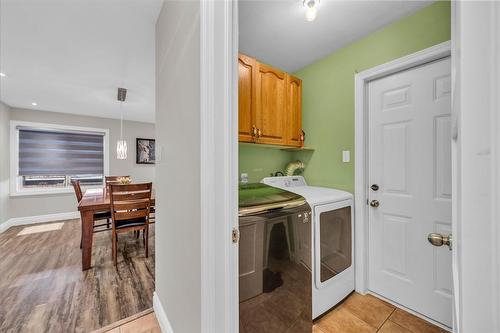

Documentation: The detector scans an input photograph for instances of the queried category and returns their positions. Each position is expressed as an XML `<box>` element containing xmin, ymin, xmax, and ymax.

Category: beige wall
<box><xmin>0</xmin><ymin>102</ymin><xmax>10</xmax><ymax>225</ymax></box>
<box><xmin>6</xmin><ymin>108</ymin><xmax>155</xmax><ymax>220</ymax></box>
<box><xmin>155</xmin><ymin>1</ymin><xmax>201</xmax><ymax>331</ymax></box>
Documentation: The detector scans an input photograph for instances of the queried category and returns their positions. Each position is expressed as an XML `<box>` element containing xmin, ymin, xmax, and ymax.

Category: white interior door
<box><xmin>368</xmin><ymin>57</ymin><xmax>452</xmax><ymax>327</ymax></box>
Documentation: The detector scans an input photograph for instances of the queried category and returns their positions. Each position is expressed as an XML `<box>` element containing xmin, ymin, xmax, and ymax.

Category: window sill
<box><xmin>10</xmin><ymin>186</ymin><xmax>101</xmax><ymax>197</ymax></box>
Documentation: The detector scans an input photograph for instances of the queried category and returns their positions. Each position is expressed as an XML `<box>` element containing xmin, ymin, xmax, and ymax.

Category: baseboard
<box><xmin>153</xmin><ymin>291</ymin><xmax>174</xmax><ymax>333</ymax></box>
<box><xmin>0</xmin><ymin>211</ymin><xmax>80</xmax><ymax>233</ymax></box>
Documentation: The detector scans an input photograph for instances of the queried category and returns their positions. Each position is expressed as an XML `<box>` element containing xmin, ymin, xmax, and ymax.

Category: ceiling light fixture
<box><xmin>303</xmin><ymin>0</ymin><xmax>319</xmax><ymax>22</ymax></box>
<box><xmin>31</xmin><ymin>102</ymin><xmax>38</xmax><ymax>106</ymax></box>
<box><xmin>0</xmin><ymin>73</ymin><xmax>6</xmax><ymax>77</ymax></box>
<box><xmin>116</xmin><ymin>87</ymin><xmax>128</xmax><ymax>160</ymax></box>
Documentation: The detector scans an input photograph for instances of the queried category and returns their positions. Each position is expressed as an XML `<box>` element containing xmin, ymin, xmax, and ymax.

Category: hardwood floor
<box><xmin>0</xmin><ymin>219</ymin><xmax>155</xmax><ymax>333</ymax></box>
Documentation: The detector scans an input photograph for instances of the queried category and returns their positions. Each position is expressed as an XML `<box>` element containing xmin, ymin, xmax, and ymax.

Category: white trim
<box><xmin>0</xmin><ymin>211</ymin><xmax>79</xmax><ymax>233</ymax></box>
<box><xmin>199</xmin><ymin>0</ymin><xmax>239</xmax><ymax>332</ymax></box>
<box><xmin>452</xmin><ymin>2</ymin><xmax>500</xmax><ymax>332</ymax></box>
<box><xmin>153</xmin><ymin>292</ymin><xmax>174</xmax><ymax>333</ymax></box>
<box><xmin>9</xmin><ymin>120</ymin><xmax>110</xmax><ymax>197</ymax></box>
<box><xmin>9</xmin><ymin>187</ymin><xmax>75</xmax><ymax>197</ymax></box>
<box><xmin>354</xmin><ymin>41</ymin><xmax>451</xmax><ymax>293</ymax></box>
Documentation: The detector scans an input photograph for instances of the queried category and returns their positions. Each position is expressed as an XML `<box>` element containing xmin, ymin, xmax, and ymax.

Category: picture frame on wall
<box><xmin>136</xmin><ymin>138</ymin><xmax>156</xmax><ymax>164</ymax></box>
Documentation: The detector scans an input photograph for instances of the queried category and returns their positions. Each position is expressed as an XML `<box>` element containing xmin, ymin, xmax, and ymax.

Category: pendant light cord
<box><xmin>120</xmin><ymin>101</ymin><xmax>123</xmax><ymax>140</ymax></box>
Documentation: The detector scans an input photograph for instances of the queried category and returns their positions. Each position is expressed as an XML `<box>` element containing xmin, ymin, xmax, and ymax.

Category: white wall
<box><xmin>4</xmin><ymin>108</ymin><xmax>155</xmax><ymax>220</ymax></box>
<box><xmin>155</xmin><ymin>1</ymin><xmax>201</xmax><ymax>332</ymax></box>
<box><xmin>0</xmin><ymin>102</ymin><xmax>11</xmax><ymax>225</ymax></box>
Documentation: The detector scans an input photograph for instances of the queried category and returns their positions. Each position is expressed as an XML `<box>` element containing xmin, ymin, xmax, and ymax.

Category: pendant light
<box><xmin>303</xmin><ymin>0</ymin><xmax>319</xmax><ymax>22</ymax></box>
<box><xmin>116</xmin><ymin>87</ymin><xmax>128</xmax><ymax>159</ymax></box>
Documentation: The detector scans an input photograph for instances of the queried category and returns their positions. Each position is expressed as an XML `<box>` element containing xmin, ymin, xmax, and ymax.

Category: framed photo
<box><xmin>136</xmin><ymin>138</ymin><xmax>156</xmax><ymax>164</ymax></box>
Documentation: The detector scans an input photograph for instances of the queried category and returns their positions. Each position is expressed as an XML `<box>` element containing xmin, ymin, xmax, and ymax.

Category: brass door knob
<box><xmin>428</xmin><ymin>233</ymin><xmax>452</xmax><ymax>250</ymax></box>
<box><xmin>369</xmin><ymin>200</ymin><xmax>380</xmax><ymax>208</ymax></box>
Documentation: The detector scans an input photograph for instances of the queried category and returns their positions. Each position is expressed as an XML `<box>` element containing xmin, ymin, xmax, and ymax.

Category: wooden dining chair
<box><xmin>110</xmin><ymin>182</ymin><xmax>152</xmax><ymax>265</ymax></box>
<box><xmin>105</xmin><ymin>176</ymin><xmax>131</xmax><ymax>191</ymax></box>
<box><xmin>71</xmin><ymin>180</ymin><xmax>112</xmax><ymax>248</ymax></box>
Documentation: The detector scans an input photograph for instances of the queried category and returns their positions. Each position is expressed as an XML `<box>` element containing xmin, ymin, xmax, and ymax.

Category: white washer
<box><xmin>262</xmin><ymin>176</ymin><xmax>354</xmax><ymax>318</ymax></box>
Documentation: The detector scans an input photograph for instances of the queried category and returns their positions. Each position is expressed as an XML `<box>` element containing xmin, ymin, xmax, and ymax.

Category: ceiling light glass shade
<box><xmin>305</xmin><ymin>6</ymin><xmax>317</xmax><ymax>21</ymax></box>
<box><xmin>116</xmin><ymin>140</ymin><xmax>127</xmax><ymax>159</ymax></box>
<box><xmin>303</xmin><ymin>0</ymin><xmax>319</xmax><ymax>22</ymax></box>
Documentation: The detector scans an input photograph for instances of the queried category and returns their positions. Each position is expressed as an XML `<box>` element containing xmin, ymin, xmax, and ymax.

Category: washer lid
<box><xmin>238</xmin><ymin>183</ymin><xmax>307</xmax><ymax>216</ymax></box>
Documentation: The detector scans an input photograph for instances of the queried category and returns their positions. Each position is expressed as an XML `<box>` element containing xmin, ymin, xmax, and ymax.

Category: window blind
<box><xmin>18</xmin><ymin>127</ymin><xmax>104</xmax><ymax>176</ymax></box>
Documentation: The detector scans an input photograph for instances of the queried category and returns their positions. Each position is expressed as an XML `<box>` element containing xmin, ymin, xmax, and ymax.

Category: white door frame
<box><xmin>354</xmin><ymin>41</ymin><xmax>451</xmax><ymax>296</ymax></box>
<box><xmin>451</xmin><ymin>2</ymin><xmax>500</xmax><ymax>332</ymax></box>
<box><xmin>200</xmin><ymin>0</ymin><xmax>239</xmax><ymax>332</ymax></box>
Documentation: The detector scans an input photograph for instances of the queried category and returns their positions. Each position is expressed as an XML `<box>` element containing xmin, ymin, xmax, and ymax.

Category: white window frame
<box><xmin>10</xmin><ymin>120</ymin><xmax>110</xmax><ymax>197</ymax></box>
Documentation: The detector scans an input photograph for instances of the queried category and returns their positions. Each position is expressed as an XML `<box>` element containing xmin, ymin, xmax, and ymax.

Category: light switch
<box><xmin>342</xmin><ymin>150</ymin><xmax>350</xmax><ymax>163</ymax></box>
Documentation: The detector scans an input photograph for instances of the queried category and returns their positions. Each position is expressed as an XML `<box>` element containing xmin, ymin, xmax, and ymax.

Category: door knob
<box><xmin>371</xmin><ymin>184</ymin><xmax>379</xmax><ymax>191</ymax></box>
<box><xmin>369</xmin><ymin>200</ymin><xmax>380</xmax><ymax>208</ymax></box>
<box><xmin>428</xmin><ymin>233</ymin><xmax>452</xmax><ymax>250</ymax></box>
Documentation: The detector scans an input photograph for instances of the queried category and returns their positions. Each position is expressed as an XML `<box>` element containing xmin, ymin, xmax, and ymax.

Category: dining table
<box><xmin>78</xmin><ymin>187</ymin><xmax>155</xmax><ymax>270</ymax></box>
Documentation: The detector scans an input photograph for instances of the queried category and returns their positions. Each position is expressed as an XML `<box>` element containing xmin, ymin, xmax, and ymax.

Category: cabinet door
<box><xmin>255</xmin><ymin>63</ymin><xmax>287</xmax><ymax>145</ymax></box>
<box><xmin>286</xmin><ymin>74</ymin><xmax>302</xmax><ymax>147</ymax></box>
<box><xmin>238</xmin><ymin>54</ymin><xmax>257</xmax><ymax>143</ymax></box>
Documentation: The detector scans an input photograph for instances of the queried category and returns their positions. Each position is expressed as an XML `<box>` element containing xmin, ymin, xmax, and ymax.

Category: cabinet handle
<box><xmin>257</xmin><ymin>128</ymin><xmax>262</xmax><ymax>138</ymax></box>
<box><xmin>252</xmin><ymin>125</ymin><xmax>258</xmax><ymax>137</ymax></box>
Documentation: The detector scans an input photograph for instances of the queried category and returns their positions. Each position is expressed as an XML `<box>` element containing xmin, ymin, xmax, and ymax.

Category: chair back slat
<box><xmin>112</xmin><ymin>200</ymin><xmax>150</xmax><ymax>212</ymax></box>
<box><xmin>114</xmin><ymin>209</ymin><xmax>150</xmax><ymax>221</ymax></box>
<box><xmin>71</xmin><ymin>180</ymin><xmax>83</xmax><ymax>203</ymax></box>
<box><xmin>110</xmin><ymin>183</ymin><xmax>152</xmax><ymax>225</ymax></box>
<box><xmin>105</xmin><ymin>175</ymin><xmax>131</xmax><ymax>190</ymax></box>
<box><xmin>111</xmin><ymin>191</ymin><xmax>151</xmax><ymax>201</ymax></box>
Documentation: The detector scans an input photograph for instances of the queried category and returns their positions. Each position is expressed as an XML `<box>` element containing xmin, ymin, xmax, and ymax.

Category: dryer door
<box><xmin>314</xmin><ymin>200</ymin><xmax>353</xmax><ymax>288</ymax></box>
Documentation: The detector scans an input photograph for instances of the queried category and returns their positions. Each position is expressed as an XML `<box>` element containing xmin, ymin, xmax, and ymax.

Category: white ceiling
<box><xmin>0</xmin><ymin>0</ymin><xmax>163</xmax><ymax>123</ymax></box>
<box><xmin>0</xmin><ymin>1</ymin><xmax>433</xmax><ymax>123</ymax></box>
<box><xmin>239</xmin><ymin>0</ymin><xmax>435</xmax><ymax>72</ymax></box>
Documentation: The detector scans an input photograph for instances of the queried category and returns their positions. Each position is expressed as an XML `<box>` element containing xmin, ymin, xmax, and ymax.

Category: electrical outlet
<box><xmin>240</xmin><ymin>173</ymin><xmax>248</xmax><ymax>184</ymax></box>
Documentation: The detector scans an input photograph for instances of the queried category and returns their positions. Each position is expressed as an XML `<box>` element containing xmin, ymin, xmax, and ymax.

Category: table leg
<box><xmin>81</xmin><ymin>210</ymin><xmax>94</xmax><ymax>270</ymax></box>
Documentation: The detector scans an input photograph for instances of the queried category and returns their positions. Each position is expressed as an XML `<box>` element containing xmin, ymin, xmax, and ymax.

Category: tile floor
<box><xmin>110</xmin><ymin>292</ymin><xmax>449</xmax><ymax>333</ymax></box>
<box><xmin>314</xmin><ymin>292</ymin><xmax>449</xmax><ymax>333</ymax></box>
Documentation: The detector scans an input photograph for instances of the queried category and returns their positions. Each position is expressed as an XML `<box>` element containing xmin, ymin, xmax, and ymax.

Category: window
<box><xmin>10</xmin><ymin>121</ymin><xmax>109</xmax><ymax>196</ymax></box>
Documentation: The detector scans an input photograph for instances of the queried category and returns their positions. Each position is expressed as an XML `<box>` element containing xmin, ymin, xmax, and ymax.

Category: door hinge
<box><xmin>232</xmin><ymin>228</ymin><xmax>240</xmax><ymax>244</ymax></box>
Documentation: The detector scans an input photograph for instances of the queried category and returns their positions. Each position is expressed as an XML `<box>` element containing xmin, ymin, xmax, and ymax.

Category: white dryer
<box><xmin>262</xmin><ymin>176</ymin><xmax>354</xmax><ymax>319</ymax></box>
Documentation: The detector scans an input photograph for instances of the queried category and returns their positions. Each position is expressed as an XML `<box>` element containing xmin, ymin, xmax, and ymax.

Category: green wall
<box><xmin>239</xmin><ymin>143</ymin><xmax>294</xmax><ymax>183</ymax></box>
<box><xmin>239</xmin><ymin>1</ymin><xmax>450</xmax><ymax>190</ymax></box>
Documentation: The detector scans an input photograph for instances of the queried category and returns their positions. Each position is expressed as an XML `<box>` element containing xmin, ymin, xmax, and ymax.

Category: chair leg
<box><xmin>112</xmin><ymin>231</ymin><xmax>117</xmax><ymax>266</ymax></box>
<box><xmin>145</xmin><ymin>227</ymin><xmax>149</xmax><ymax>258</ymax></box>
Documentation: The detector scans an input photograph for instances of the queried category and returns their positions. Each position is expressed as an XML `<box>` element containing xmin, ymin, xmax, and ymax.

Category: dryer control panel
<box><xmin>262</xmin><ymin>176</ymin><xmax>307</xmax><ymax>188</ymax></box>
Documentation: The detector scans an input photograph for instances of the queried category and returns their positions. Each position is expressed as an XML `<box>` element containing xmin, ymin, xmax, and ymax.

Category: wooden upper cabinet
<box><xmin>255</xmin><ymin>63</ymin><xmax>287</xmax><ymax>145</ymax></box>
<box><xmin>286</xmin><ymin>74</ymin><xmax>302</xmax><ymax>147</ymax></box>
<box><xmin>238</xmin><ymin>54</ymin><xmax>257</xmax><ymax>143</ymax></box>
<box><xmin>237</xmin><ymin>53</ymin><xmax>303</xmax><ymax>147</ymax></box>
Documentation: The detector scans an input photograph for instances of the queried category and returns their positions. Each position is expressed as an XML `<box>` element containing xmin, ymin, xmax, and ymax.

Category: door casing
<box><xmin>353</xmin><ymin>41</ymin><xmax>452</xmax><ymax>328</ymax></box>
